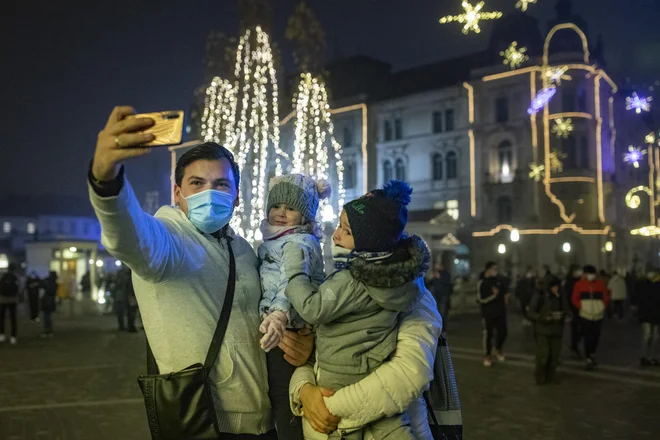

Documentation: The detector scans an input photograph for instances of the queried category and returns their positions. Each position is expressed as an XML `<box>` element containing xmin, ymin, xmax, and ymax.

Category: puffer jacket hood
<box><xmin>348</xmin><ymin>235</ymin><xmax>430</xmax><ymax>312</ymax></box>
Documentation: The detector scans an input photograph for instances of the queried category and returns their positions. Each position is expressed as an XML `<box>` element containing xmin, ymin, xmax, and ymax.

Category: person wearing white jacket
<box><xmin>289</xmin><ymin>288</ymin><xmax>442</xmax><ymax>439</ymax></box>
<box><xmin>608</xmin><ymin>272</ymin><xmax>627</xmax><ymax>320</ymax></box>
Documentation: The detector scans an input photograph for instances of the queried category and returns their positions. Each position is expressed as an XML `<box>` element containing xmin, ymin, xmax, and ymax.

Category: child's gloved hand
<box><xmin>282</xmin><ymin>242</ymin><xmax>309</xmax><ymax>280</ymax></box>
<box><xmin>259</xmin><ymin>310</ymin><xmax>288</xmax><ymax>352</ymax></box>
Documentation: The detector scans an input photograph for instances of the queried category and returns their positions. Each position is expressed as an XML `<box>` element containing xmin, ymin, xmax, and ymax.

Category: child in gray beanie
<box><xmin>258</xmin><ymin>173</ymin><xmax>331</xmax><ymax>439</ymax></box>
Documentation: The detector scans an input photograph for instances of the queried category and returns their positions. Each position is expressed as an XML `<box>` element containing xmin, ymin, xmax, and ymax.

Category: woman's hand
<box><xmin>279</xmin><ymin>327</ymin><xmax>314</xmax><ymax>366</ymax></box>
<box><xmin>92</xmin><ymin>106</ymin><xmax>156</xmax><ymax>181</ymax></box>
<box><xmin>300</xmin><ymin>384</ymin><xmax>341</xmax><ymax>433</ymax></box>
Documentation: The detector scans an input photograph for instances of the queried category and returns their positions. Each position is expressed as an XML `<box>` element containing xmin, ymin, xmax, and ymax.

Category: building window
<box><xmin>395</xmin><ymin>158</ymin><xmax>406</xmax><ymax>181</ymax></box>
<box><xmin>2</xmin><ymin>222</ymin><xmax>11</xmax><ymax>234</ymax></box>
<box><xmin>433</xmin><ymin>111</ymin><xmax>443</xmax><ymax>133</ymax></box>
<box><xmin>27</xmin><ymin>222</ymin><xmax>35</xmax><ymax>234</ymax></box>
<box><xmin>445</xmin><ymin>109</ymin><xmax>455</xmax><ymax>131</ymax></box>
<box><xmin>343</xmin><ymin>126</ymin><xmax>353</xmax><ymax>147</ymax></box>
<box><xmin>394</xmin><ymin>118</ymin><xmax>403</xmax><ymax>140</ymax></box>
<box><xmin>344</xmin><ymin>160</ymin><xmax>356</xmax><ymax>189</ymax></box>
<box><xmin>563</xmin><ymin>88</ymin><xmax>576</xmax><ymax>112</ymax></box>
<box><xmin>577</xmin><ymin>89</ymin><xmax>587</xmax><ymax>112</ymax></box>
<box><xmin>495</xmin><ymin>97</ymin><xmax>509</xmax><ymax>123</ymax></box>
<box><xmin>384</xmin><ymin>120</ymin><xmax>393</xmax><ymax>141</ymax></box>
<box><xmin>447</xmin><ymin>200</ymin><xmax>459</xmax><ymax>220</ymax></box>
<box><xmin>578</xmin><ymin>136</ymin><xmax>589</xmax><ymax>168</ymax></box>
<box><xmin>446</xmin><ymin>151</ymin><xmax>457</xmax><ymax>179</ymax></box>
<box><xmin>498</xmin><ymin>141</ymin><xmax>513</xmax><ymax>183</ymax></box>
<box><xmin>383</xmin><ymin>160</ymin><xmax>393</xmax><ymax>183</ymax></box>
<box><xmin>432</xmin><ymin>153</ymin><xmax>443</xmax><ymax>181</ymax></box>
<box><xmin>497</xmin><ymin>196</ymin><xmax>513</xmax><ymax>223</ymax></box>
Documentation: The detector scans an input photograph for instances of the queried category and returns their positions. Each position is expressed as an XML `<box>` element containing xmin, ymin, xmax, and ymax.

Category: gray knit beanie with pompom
<box><xmin>267</xmin><ymin>174</ymin><xmax>332</xmax><ymax>221</ymax></box>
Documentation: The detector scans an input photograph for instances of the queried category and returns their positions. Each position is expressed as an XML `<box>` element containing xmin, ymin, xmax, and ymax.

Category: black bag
<box><xmin>424</xmin><ymin>335</ymin><xmax>463</xmax><ymax>440</ymax></box>
<box><xmin>137</xmin><ymin>243</ymin><xmax>236</xmax><ymax>440</ymax></box>
<box><xmin>0</xmin><ymin>273</ymin><xmax>19</xmax><ymax>297</ymax></box>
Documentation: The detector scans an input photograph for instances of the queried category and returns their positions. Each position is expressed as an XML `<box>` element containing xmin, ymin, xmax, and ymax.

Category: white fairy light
<box><xmin>201</xmin><ymin>78</ymin><xmax>237</xmax><ymax>144</ymax></box>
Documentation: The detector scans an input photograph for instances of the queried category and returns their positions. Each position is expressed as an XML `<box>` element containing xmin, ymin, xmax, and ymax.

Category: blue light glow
<box><xmin>527</xmin><ymin>86</ymin><xmax>557</xmax><ymax>115</ymax></box>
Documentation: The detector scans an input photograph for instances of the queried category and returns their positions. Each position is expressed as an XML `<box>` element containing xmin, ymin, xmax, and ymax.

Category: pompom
<box><xmin>315</xmin><ymin>179</ymin><xmax>332</xmax><ymax>200</ymax></box>
<box><xmin>268</xmin><ymin>176</ymin><xmax>282</xmax><ymax>191</ymax></box>
<box><xmin>383</xmin><ymin>180</ymin><xmax>412</xmax><ymax>206</ymax></box>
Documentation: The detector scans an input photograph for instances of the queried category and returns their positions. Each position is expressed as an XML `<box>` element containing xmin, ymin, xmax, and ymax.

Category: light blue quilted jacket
<box><xmin>258</xmin><ymin>232</ymin><xmax>325</xmax><ymax>328</ymax></box>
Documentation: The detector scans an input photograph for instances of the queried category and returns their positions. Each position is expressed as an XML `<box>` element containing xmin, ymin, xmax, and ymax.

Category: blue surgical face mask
<box><xmin>184</xmin><ymin>189</ymin><xmax>235</xmax><ymax>234</ymax></box>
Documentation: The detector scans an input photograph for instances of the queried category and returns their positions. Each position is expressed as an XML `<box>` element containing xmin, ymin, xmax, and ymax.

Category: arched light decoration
<box><xmin>528</xmin><ymin>86</ymin><xmax>557</xmax><ymax>115</ymax></box>
<box><xmin>623</xmin><ymin>146</ymin><xmax>647</xmax><ymax>168</ymax></box>
<box><xmin>439</xmin><ymin>1</ymin><xmax>503</xmax><ymax>34</ymax></box>
<box><xmin>515</xmin><ymin>0</ymin><xmax>537</xmax><ymax>12</ymax></box>
<box><xmin>626</xmin><ymin>92</ymin><xmax>652</xmax><ymax>114</ymax></box>
<box><xmin>500</xmin><ymin>42</ymin><xmax>529</xmax><ymax>70</ymax></box>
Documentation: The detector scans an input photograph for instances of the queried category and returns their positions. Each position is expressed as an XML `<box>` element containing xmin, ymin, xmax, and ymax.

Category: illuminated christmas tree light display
<box><xmin>528</xmin><ymin>86</ymin><xmax>557</xmax><ymax>115</ymax></box>
<box><xmin>201</xmin><ymin>78</ymin><xmax>237</xmax><ymax>145</ymax></box>
<box><xmin>292</xmin><ymin>73</ymin><xmax>345</xmax><ymax>219</ymax></box>
<box><xmin>529</xmin><ymin>162</ymin><xmax>545</xmax><ymax>181</ymax></box>
<box><xmin>552</xmin><ymin>118</ymin><xmax>573</xmax><ymax>139</ymax></box>
<box><xmin>542</xmin><ymin>66</ymin><xmax>571</xmax><ymax>86</ymax></box>
<box><xmin>500</xmin><ymin>41</ymin><xmax>528</xmax><ymax>70</ymax></box>
<box><xmin>626</xmin><ymin>92</ymin><xmax>653</xmax><ymax>114</ymax></box>
<box><xmin>515</xmin><ymin>0</ymin><xmax>537</xmax><ymax>11</ymax></box>
<box><xmin>439</xmin><ymin>1</ymin><xmax>503</xmax><ymax>34</ymax></box>
<box><xmin>623</xmin><ymin>145</ymin><xmax>647</xmax><ymax>168</ymax></box>
<box><xmin>549</xmin><ymin>150</ymin><xmax>567</xmax><ymax>173</ymax></box>
<box><xmin>625</xmin><ymin>185</ymin><xmax>652</xmax><ymax>209</ymax></box>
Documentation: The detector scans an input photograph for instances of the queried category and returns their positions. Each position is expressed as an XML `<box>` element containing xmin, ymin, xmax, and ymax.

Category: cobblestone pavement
<box><xmin>0</xmin><ymin>301</ymin><xmax>658</xmax><ymax>439</ymax></box>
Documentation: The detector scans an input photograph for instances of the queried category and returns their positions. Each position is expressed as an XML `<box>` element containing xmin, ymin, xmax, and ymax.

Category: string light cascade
<box><xmin>439</xmin><ymin>1</ymin><xmax>503</xmax><ymax>34</ymax></box>
<box><xmin>626</xmin><ymin>92</ymin><xmax>653</xmax><ymax>114</ymax></box>
<box><xmin>500</xmin><ymin>42</ymin><xmax>528</xmax><ymax>70</ymax></box>
<box><xmin>515</xmin><ymin>0</ymin><xmax>537</xmax><ymax>11</ymax></box>
<box><xmin>201</xmin><ymin>78</ymin><xmax>237</xmax><ymax>145</ymax></box>
<box><xmin>552</xmin><ymin>118</ymin><xmax>573</xmax><ymax>139</ymax></box>
<box><xmin>292</xmin><ymin>73</ymin><xmax>346</xmax><ymax>220</ymax></box>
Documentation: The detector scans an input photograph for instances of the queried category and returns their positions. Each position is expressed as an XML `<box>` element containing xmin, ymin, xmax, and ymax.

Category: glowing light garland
<box><xmin>624</xmin><ymin>145</ymin><xmax>647</xmax><ymax>168</ymax></box>
<box><xmin>515</xmin><ymin>0</ymin><xmax>537</xmax><ymax>11</ymax></box>
<box><xmin>625</xmin><ymin>185</ymin><xmax>652</xmax><ymax>209</ymax></box>
<box><xmin>542</xmin><ymin>66</ymin><xmax>572</xmax><ymax>86</ymax></box>
<box><xmin>439</xmin><ymin>1</ymin><xmax>503</xmax><ymax>34</ymax></box>
<box><xmin>201</xmin><ymin>78</ymin><xmax>237</xmax><ymax>145</ymax></box>
<box><xmin>528</xmin><ymin>86</ymin><xmax>556</xmax><ymax>115</ymax></box>
<box><xmin>500</xmin><ymin>42</ymin><xmax>528</xmax><ymax>70</ymax></box>
<box><xmin>626</xmin><ymin>92</ymin><xmax>652</xmax><ymax>114</ymax></box>
<box><xmin>292</xmin><ymin>73</ymin><xmax>345</xmax><ymax>221</ymax></box>
<box><xmin>552</xmin><ymin>118</ymin><xmax>573</xmax><ymax>139</ymax></box>
<box><xmin>630</xmin><ymin>226</ymin><xmax>660</xmax><ymax>236</ymax></box>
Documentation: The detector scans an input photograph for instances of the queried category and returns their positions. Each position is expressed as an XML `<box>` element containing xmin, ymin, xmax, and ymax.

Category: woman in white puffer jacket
<box><xmin>289</xmin><ymin>288</ymin><xmax>442</xmax><ymax>439</ymax></box>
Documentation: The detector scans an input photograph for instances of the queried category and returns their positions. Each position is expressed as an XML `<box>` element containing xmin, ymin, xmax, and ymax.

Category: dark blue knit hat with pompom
<box><xmin>344</xmin><ymin>180</ymin><xmax>412</xmax><ymax>252</ymax></box>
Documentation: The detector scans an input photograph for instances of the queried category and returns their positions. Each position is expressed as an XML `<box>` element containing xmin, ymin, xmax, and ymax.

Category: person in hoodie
<box><xmin>257</xmin><ymin>174</ymin><xmax>331</xmax><ymax>440</ymax></box>
<box><xmin>630</xmin><ymin>269</ymin><xmax>660</xmax><ymax>367</ymax></box>
<box><xmin>282</xmin><ymin>180</ymin><xmax>427</xmax><ymax>440</ymax></box>
<box><xmin>478</xmin><ymin>262</ymin><xmax>508</xmax><ymax>367</ymax></box>
<box><xmin>528</xmin><ymin>277</ymin><xmax>569</xmax><ymax>385</ymax></box>
<box><xmin>572</xmin><ymin>265</ymin><xmax>609</xmax><ymax>370</ymax></box>
<box><xmin>564</xmin><ymin>264</ymin><xmax>584</xmax><ymax>357</ymax></box>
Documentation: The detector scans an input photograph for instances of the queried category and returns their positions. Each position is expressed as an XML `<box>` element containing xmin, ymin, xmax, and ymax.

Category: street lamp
<box><xmin>498</xmin><ymin>244</ymin><xmax>507</xmax><ymax>254</ymax></box>
<box><xmin>562</xmin><ymin>242</ymin><xmax>571</xmax><ymax>253</ymax></box>
<box><xmin>115</xmin><ymin>260</ymin><xmax>122</xmax><ymax>267</ymax></box>
<box><xmin>95</xmin><ymin>260</ymin><xmax>104</xmax><ymax>268</ymax></box>
<box><xmin>69</xmin><ymin>247</ymin><xmax>77</xmax><ymax>253</ymax></box>
<box><xmin>510</xmin><ymin>229</ymin><xmax>520</xmax><ymax>242</ymax></box>
<box><xmin>605</xmin><ymin>241</ymin><xmax>613</xmax><ymax>252</ymax></box>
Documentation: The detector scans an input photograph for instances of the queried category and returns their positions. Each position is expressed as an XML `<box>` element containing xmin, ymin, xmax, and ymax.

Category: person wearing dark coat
<box><xmin>528</xmin><ymin>277</ymin><xmax>569</xmax><ymax>384</ymax></box>
<box><xmin>515</xmin><ymin>267</ymin><xmax>538</xmax><ymax>326</ymax></box>
<box><xmin>427</xmin><ymin>263</ymin><xmax>453</xmax><ymax>334</ymax></box>
<box><xmin>41</xmin><ymin>271</ymin><xmax>58</xmax><ymax>337</ymax></box>
<box><xmin>114</xmin><ymin>266</ymin><xmax>137</xmax><ymax>332</ymax></box>
<box><xmin>564</xmin><ymin>264</ymin><xmax>583</xmax><ymax>356</ymax></box>
<box><xmin>26</xmin><ymin>272</ymin><xmax>42</xmax><ymax>321</ymax></box>
<box><xmin>631</xmin><ymin>270</ymin><xmax>660</xmax><ymax>367</ymax></box>
<box><xmin>478</xmin><ymin>262</ymin><xmax>508</xmax><ymax>367</ymax></box>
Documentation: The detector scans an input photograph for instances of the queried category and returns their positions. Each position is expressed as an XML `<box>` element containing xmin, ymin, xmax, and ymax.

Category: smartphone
<box><xmin>133</xmin><ymin>110</ymin><xmax>184</xmax><ymax>147</ymax></box>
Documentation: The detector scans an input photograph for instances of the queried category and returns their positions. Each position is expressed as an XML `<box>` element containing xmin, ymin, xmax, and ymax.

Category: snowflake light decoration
<box><xmin>623</xmin><ymin>145</ymin><xmax>647</xmax><ymax>168</ymax></box>
<box><xmin>439</xmin><ymin>1</ymin><xmax>503</xmax><ymax>34</ymax></box>
<box><xmin>549</xmin><ymin>150</ymin><xmax>567</xmax><ymax>173</ymax></box>
<box><xmin>529</xmin><ymin>162</ymin><xmax>545</xmax><ymax>181</ymax></box>
<box><xmin>542</xmin><ymin>66</ymin><xmax>572</xmax><ymax>86</ymax></box>
<box><xmin>625</xmin><ymin>185</ymin><xmax>652</xmax><ymax>209</ymax></box>
<box><xmin>528</xmin><ymin>86</ymin><xmax>557</xmax><ymax>115</ymax></box>
<box><xmin>645</xmin><ymin>132</ymin><xmax>656</xmax><ymax>145</ymax></box>
<box><xmin>515</xmin><ymin>0</ymin><xmax>537</xmax><ymax>12</ymax></box>
<box><xmin>500</xmin><ymin>42</ymin><xmax>528</xmax><ymax>70</ymax></box>
<box><xmin>626</xmin><ymin>92</ymin><xmax>653</xmax><ymax>114</ymax></box>
<box><xmin>552</xmin><ymin>118</ymin><xmax>573</xmax><ymax>139</ymax></box>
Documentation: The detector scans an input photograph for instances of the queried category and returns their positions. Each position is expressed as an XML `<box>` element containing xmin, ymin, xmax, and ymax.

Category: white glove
<box><xmin>259</xmin><ymin>310</ymin><xmax>289</xmax><ymax>352</ymax></box>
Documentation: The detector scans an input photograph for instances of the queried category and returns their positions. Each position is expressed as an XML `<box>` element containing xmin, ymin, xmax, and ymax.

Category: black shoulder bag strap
<box><xmin>146</xmin><ymin>241</ymin><xmax>237</xmax><ymax>375</ymax></box>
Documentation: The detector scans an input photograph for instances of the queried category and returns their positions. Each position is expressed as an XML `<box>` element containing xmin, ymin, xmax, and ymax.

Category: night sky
<box><xmin>1</xmin><ymin>0</ymin><xmax>659</xmax><ymax>206</ymax></box>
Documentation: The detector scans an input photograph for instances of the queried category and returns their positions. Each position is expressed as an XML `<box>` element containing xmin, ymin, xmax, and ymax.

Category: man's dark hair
<box><xmin>174</xmin><ymin>142</ymin><xmax>240</xmax><ymax>190</ymax></box>
<box><xmin>583</xmin><ymin>265</ymin><xmax>597</xmax><ymax>274</ymax></box>
<box><xmin>485</xmin><ymin>261</ymin><xmax>497</xmax><ymax>271</ymax></box>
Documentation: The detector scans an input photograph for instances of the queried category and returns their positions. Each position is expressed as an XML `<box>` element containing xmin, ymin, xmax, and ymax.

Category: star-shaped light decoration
<box><xmin>529</xmin><ymin>162</ymin><xmax>545</xmax><ymax>181</ymax></box>
<box><xmin>626</xmin><ymin>92</ymin><xmax>653</xmax><ymax>114</ymax></box>
<box><xmin>624</xmin><ymin>145</ymin><xmax>647</xmax><ymax>168</ymax></box>
<box><xmin>552</xmin><ymin>118</ymin><xmax>574</xmax><ymax>139</ymax></box>
<box><xmin>549</xmin><ymin>150</ymin><xmax>567</xmax><ymax>173</ymax></box>
<box><xmin>515</xmin><ymin>0</ymin><xmax>537</xmax><ymax>12</ymax></box>
<box><xmin>500</xmin><ymin>42</ymin><xmax>529</xmax><ymax>70</ymax></box>
<box><xmin>439</xmin><ymin>1</ymin><xmax>503</xmax><ymax>34</ymax></box>
<box><xmin>542</xmin><ymin>66</ymin><xmax>572</xmax><ymax>86</ymax></box>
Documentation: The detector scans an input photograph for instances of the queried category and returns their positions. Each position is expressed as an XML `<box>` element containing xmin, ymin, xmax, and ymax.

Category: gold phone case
<box><xmin>134</xmin><ymin>110</ymin><xmax>184</xmax><ymax>146</ymax></box>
